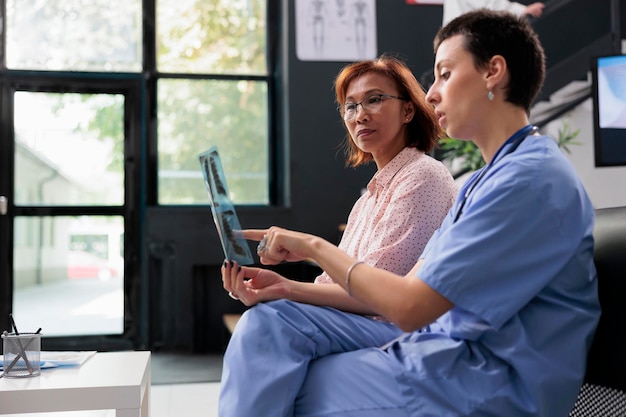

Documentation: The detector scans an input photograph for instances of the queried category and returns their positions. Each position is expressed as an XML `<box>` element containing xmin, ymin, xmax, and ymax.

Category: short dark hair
<box><xmin>434</xmin><ymin>9</ymin><xmax>546</xmax><ymax>112</ymax></box>
<box><xmin>334</xmin><ymin>54</ymin><xmax>442</xmax><ymax>167</ymax></box>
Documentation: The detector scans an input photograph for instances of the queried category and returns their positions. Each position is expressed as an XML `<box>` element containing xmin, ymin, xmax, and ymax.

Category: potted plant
<box><xmin>438</xmin><ymin>122</ymin><xmax>581</xmax><ymax>178</ymax></box>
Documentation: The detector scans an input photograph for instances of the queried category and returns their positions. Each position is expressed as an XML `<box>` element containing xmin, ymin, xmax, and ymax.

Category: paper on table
<box><xmin>40</xmin><ymin>351</ymin><xmax>97</xmax><ymax>365</ymax></box>
<box><xmin>1</xmin><ymin>351</ymin><xmax>96</xmax><ymax>370</ymax></box>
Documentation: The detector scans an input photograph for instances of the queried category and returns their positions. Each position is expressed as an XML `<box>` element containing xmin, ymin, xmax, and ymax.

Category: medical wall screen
<box><xmin>592</xmin><ymin>54</ymin><xmax>626</xmax><ymax>167</ymax></box>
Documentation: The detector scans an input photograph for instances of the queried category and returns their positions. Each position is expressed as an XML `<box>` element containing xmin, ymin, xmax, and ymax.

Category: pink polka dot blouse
<box><xmin>315</xmin><ymin>147</ymin><xmax>458</xmax><ymax>284</ymax></box>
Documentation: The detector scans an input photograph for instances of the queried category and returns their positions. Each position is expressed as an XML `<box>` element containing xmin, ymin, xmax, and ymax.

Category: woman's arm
<box><xmin>309</xmin><ymin>237</ymin><xmax>453</xmax><ymax>331</ymax></box>
<box><xmin>279</xmin><ymin>280</ymin><xmax>381</xmax><ymax>315</ymax></box>
<box><xmin>222</xmin><ymin>259</ymin><xmax>380</xmax><ymax>314</ymax></box>
<box><xmin>249</xmin><ymin>228</ymin><xmax>454</xmax><ymax>332</ymax></box>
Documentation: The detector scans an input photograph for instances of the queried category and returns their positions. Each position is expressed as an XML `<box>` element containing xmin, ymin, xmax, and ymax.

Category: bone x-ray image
<box><xmin>198</xmin><ymin>147</ymin><xmax>255</xmax><ymax>265</ymax></box>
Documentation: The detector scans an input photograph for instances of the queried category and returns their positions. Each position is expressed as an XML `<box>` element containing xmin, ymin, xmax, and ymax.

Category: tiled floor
<box><xmin>152</xmin><ymin>382</ymin><xmax>221</xmax><ymax>417</ymax></box>
<box><xmin>1</xmin><ymin>382</ymin><xmax>221</xmax><ymax>417</ymax></box>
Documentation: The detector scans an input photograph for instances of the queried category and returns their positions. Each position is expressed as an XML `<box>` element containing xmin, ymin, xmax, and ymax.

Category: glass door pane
<box><xmin>12</xmin><ymin>216</ymin><xmax>124</xmax><ymax>336</ymax></box>
<box><xmin>12</xmin><ymin>91</ymin><xmax>125</xmax><ymax>337</ymax></box>
<box><xmin>14</xmin><ymin>92</ymin><xmax>124</xmax><ymax>206</ymax></box>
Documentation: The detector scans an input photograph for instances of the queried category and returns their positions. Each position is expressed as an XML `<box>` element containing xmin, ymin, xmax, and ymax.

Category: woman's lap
<box><xmin>219</xmin><ymin>300</ymin><xmax>404</xmax><ymax>417</ymax></box>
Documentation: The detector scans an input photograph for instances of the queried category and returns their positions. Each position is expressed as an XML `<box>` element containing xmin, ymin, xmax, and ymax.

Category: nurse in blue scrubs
<box><xmin>219</xmin><ymin>9</ymin><xmax>600</xmax><ymax>417</ymax></box>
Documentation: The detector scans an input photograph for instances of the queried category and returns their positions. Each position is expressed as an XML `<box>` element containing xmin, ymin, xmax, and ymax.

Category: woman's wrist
<box><xmin>345</xmin><ymin>261</ymin><xmax>365</xmax><ymax>296</ymax></box>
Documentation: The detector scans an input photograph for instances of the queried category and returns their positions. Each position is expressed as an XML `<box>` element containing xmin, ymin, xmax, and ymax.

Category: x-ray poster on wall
<box><xmin>295</xmin><ymin>0</ymin><xmax>377</xmax><ymax>62</ymax></box>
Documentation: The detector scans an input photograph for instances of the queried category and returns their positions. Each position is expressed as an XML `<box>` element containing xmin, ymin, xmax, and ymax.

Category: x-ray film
<box><xmin>198</xmin><ymin>147</ymin><xmax>255</xmax><ymax>265</ymax></box>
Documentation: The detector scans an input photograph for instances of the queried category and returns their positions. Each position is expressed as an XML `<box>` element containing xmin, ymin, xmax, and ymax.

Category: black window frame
<box><xmin>0</xmin><ymin>0</ymin><xmax>283</xmax><ymax>348</ymax></box>
<box><xmin>143</xmin><ymin>0</ymin><xmax>283</xmax><ymax>207</ymax></box>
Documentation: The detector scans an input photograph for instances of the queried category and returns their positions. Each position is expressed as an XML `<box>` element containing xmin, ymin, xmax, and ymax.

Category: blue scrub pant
<box><xmin>218</xmin><ymin>300</ymin><xmax>411</xmax><ymax>417</ymax></box>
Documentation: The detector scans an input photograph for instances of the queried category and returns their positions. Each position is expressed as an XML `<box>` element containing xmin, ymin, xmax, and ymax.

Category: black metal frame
<box><xmin>0</xmin><ymin>0</ymin><xmax>281</xmax><ymax>350</ymax></box>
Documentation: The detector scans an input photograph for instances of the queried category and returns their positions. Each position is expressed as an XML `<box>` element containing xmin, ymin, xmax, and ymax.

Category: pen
<box><xmin>9</xmin><ymin>313</ymin><xmax>18</xmax><ymax>335</ymax></box>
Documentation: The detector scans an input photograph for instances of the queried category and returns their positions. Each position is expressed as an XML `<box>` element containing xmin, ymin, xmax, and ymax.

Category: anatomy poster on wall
<box><xmin>295</xmin><ymin>0</ymin><xmax>377</xmax><ymax>62</ymax></box>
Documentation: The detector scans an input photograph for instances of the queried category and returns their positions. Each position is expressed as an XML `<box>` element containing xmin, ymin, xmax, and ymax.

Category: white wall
<box><xmin>544</xmin><ymin>99</ymin><xmax>626</xmax><ymax>210</ymax></box>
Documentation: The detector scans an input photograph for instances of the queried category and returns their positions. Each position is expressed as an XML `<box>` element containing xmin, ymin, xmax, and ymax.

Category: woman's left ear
<box><xmin>485</xmin><ymin>55</ymin><xmax>507</xmax><ymax>86</ymax></box>
<box><xmin>404</xmin><ymin>102</ymin><xmax>415</xmax><ymax>122</ymax></box>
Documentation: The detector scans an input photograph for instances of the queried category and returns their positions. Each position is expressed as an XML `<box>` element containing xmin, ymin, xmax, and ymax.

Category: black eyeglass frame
<box><xmin>337</xmin><ymin>94</ymin><xmax>408</xmax><ymax>121</ymax></box>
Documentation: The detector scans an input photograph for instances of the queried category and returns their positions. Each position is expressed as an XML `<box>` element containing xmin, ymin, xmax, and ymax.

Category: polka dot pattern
<box><xmin>315</xmin><ymin>147</ymin><xmax>458</xmax><ymax>284</ymax></box>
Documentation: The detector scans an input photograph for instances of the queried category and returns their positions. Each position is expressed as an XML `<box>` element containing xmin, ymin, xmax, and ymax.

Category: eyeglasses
<box><xmin>337</xmin><ymin>94</ymin><xmax>407</xmax><ymax>121</ymax></box>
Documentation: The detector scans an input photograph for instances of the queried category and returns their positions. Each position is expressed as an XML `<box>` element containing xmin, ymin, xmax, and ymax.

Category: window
<box><xmin>5</xmin><ymin>0</ymin><xmax>274</xmax><ymax>205</ymax></box>
<box><xmin>1</xmin><ymin>0</ymin><xmax>277</xmax><ymax>342</ymax></box>
<box><xmin>156</xmin><ymin>0</ymin><xmax>271</xmax><ymax>205</ymax></box>
<box><xmin>156</xmin><ymin>79</ymin><xmax>269</xmax><ymax>205</ymax></box>
<box><xmin>6</xmin><ymin>0</ymin><xmax>142</xmax><ymax>72</ymax></box>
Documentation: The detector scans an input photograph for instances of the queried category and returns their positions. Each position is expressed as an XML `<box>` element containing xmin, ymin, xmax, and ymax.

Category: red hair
<box><xmin>334</xmin><ymin>54</ymin><xmax>442</xmax><ymax>167</ymax></box>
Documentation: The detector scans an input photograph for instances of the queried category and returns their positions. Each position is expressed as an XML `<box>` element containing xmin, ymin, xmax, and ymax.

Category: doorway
<box><xmin>0</xmin><ymin>78</ymin><xmax>142</xmax><ymax>349</ymax></box>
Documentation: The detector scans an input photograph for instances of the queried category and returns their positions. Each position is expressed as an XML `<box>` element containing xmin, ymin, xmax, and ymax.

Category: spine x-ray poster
<box><xmin>295</xmin><ymin>0</ymin><xmax>377</xmax><ymax>62</ymax></box>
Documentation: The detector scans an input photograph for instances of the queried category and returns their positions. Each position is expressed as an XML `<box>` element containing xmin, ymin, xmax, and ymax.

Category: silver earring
<box><xmin>487</xmin><ymin>90</ymin><xmax>494</xmax><ymax>101</ymax></box>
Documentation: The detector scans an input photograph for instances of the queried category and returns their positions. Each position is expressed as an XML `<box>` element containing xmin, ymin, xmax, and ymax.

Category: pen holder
<box><xmin>2</xmin><ymin>332</ymin><xmax>42</xmax><ymax>377</ymax></box>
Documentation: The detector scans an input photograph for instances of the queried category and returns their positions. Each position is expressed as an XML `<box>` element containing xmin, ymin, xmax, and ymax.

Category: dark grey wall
<box><xmin>283</xmin><ymin>0</ymin><xmax>443</xmax><ymax>237</ymax></box>
<box><xmin>141</xmin><ymin>0</ymin><xmax>622</xmax><ymax>353</ymax></box>
<box><xmin>142</xmin><ymin>1</ymin><xmax>444</xmax><ymax>352</ymax></box>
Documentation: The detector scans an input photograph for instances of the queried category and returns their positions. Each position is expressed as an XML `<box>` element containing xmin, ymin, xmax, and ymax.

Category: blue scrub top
<box><xmin>395</xmin><ymin>135</ymin><xmax>601</xmax><ymax>416</ymax></box>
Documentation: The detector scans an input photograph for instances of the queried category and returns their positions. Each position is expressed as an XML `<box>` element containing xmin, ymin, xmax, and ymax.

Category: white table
<box><xmin>0</xmin><ymin>351</ymin><xmax>150</xmax><ymax>417</ymax></box>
